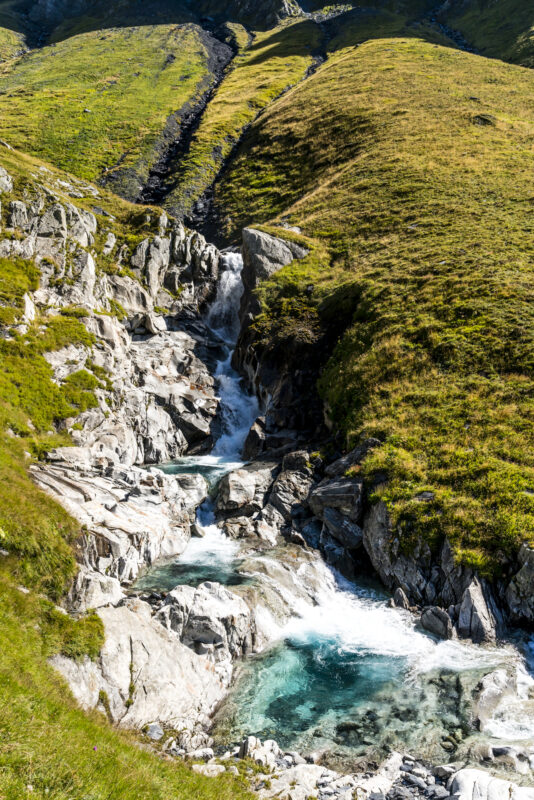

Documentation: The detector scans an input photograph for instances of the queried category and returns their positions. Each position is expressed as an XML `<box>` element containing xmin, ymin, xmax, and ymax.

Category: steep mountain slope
<box><xmin>0</xmin><ymin>24</ymin><xmax>231</xmax><ymax>197</ymax></box>
<box><xmin>158</xmin><ymin>19</ymin><xmax>320</xmax><ymax>220</ymax></box>
<box><xmin>447</xmin><ymin>0</ymin><xmax>534</xmax><ymax>67</ymax></box>
<box><xmin>215</xmin><ymin>33</ymin><xmax>534</xmax><ymax>575</ymax></box>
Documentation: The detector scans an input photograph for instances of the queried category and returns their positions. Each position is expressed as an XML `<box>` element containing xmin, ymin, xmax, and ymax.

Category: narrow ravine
<box><xmin>136</xmin><ymin>252</ymin><xmax>534</xmax><ymax>774</ymax></box>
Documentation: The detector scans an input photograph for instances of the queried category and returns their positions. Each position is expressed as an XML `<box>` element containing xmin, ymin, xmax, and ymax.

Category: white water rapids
<box><xmin>149</xmin><ymin>252</ymin><xmax>534</xmax><ymax>768</ymax></box>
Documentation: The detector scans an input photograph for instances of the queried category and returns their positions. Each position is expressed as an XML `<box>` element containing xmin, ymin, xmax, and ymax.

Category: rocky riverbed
<box><xmin>2</xmin><ymin>162</ymin><xmax>533</xmax><ymax>799</ymax></box>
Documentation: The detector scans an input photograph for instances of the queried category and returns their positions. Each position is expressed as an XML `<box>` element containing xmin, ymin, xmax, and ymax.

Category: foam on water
<box><xmin>283</xmin><ymin>567</ymin><xmax>506</xmax><ymax>674</ymax></box>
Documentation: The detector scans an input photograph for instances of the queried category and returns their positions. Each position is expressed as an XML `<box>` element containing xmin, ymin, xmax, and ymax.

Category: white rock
<box><xmin>449</xmin><ymin>769</ymin><xmax>534</xmax><ymax>800</ymax></box>
<box><xmin>50</xmin><ymin>598</ymin><xmax>229</xmax><ymax>730</ymax></box>
<box><xmin>192</xmin><ymin>764</ymin><xmax>226</xmax><ymax>778</ymax></box>
<box><xmin>0</xmin><ymin>166</ymin><xmax>13</xmax><ymax>193</ymax></box>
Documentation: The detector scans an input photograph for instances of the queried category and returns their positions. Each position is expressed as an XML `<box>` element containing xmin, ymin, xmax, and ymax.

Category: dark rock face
<box><xmin>505</xmin><ymin>544</ymin><xmax>534</xmax><ymax>625</ymax></box>
<box><xmin>421</xmin><ymin>607</ymin><xmax>454</xmax><ymax>640</ymax></box>
<box><xmin>362</xmin><ymin>501</ymin><xmax>504</xmax><ymax>643</ymax></box>
<box><xmin>233</xmin><ymin>227</ymin><xmax>328</xmax><ymax>437</ymax></box>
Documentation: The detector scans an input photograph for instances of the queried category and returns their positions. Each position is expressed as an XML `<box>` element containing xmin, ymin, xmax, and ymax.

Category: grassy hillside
<box><xmin>0</xmin><ymin>146</ymin><xmax>255</xmax><ymax>799</ymax></box>
<box><xmin>0</xmin><ymin>25</ymin><xmax>214</xmax><ymax>193</ymax></box>
<box><xmin>0</xmin><ymin>25</ymin><xmax>25</xmax><ymax>59</ymax></box>
<box><xmin>448</xmin><ymin>0</ymin><xmax>534</xmax><ymax>67</ymax></box>
<box><xmin>0</xmin><ymin>575</ymin><xmax>254</xmax><ymax>800</ymax></box>
<box><xmin>216</xmin><ymin>34</ymin><xmax>534</xmax><ymax>575</ymax></box>
<box><xmin>163</xmin><ymin>19</ymin><xmax>319</xmax><ymax>218</ymax></box>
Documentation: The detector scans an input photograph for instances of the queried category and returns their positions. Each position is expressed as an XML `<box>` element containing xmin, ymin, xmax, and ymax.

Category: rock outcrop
<box><xmin>155</xmin><ymin>581</ymin><xmax>257</xmax><ymax>665</ymax></box>
<box><xmin>32</xmin><ymin>463</ymin><xmax>207</xmax><ymax>594</ymax></box>
<box><xmin>362</xmin><ymin>501</ymin><xmax>503</xmax><ymax>643</ymax></box>
<box><xmin>239</xmin><ymin>227</ymin><xmax>309</xmax><ymax>323</ymax></box>
<box><xmin>506</xmin><ymin>545</ymin><xmax>534</xmax><ymax>625</ymax></box>
<box><xmin>51</xmin><ymin>598</ymin><xmax>228</xmax><ymax>733</ymax></box>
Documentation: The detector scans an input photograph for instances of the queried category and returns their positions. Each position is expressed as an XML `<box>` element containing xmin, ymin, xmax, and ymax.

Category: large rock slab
<box><xmin>51</xmin><ymin>598</ymin><xmax>228</xmax><ymax>731</ymax></box>
<box><xmin>239</xmin><ymin>227</ymin><xmax>308</xmax><ymax>322</ymax></box>
<box><xmin>32</xmin><ymin>463</ymin><xmax>207</xmax><ymax>587</ymax></box>
<box><xmin>449</xmin><ymin>769</ymin><xmax>534</xmax><ymax>800</ymax></box>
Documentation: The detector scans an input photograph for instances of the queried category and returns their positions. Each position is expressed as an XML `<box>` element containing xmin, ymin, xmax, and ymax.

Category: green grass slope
<box><xmin>216</xmin><ymin>34</ymin><xmax>534</xmax><ymax>575</ymax></box>
<box><xmin>447</xmin><ymin>0</ymin><xmax>534</xmax><ymax>67</ymax></box>
<box><xmin>0</xmin><ymin>577</ymin><xmax>253</xmax><ymax>800</ymax></box>
<box><xmin>163</xmin><ymin>19</ymin><xmax>319</xmax><ymax>218</ymax></box>
<box><xmin>0</xmin><ymin>25</ymin><xmax>214</xmax><ymax>194</ymax></box>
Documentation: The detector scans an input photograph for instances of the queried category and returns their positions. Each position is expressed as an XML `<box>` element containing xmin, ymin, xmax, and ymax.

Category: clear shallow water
<box><xmin>213</xmin><ymin>574</ymin><xmax>529</xmax><ymax>763</ymax></box>
<box><xmin>147</xmin><ymin>252</ymin><xmax>534</xmax><ymax>766</ymax></box>
<box><xmin>134</xmin><ymin>521</ymin><xmax>249</xmax><ymax>591</ymax></box>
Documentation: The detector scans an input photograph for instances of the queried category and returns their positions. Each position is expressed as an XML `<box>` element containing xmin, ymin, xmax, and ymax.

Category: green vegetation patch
<box><xmin>0</xmin><ymin>25</ymin><xmax>25</xmax><ymax>61</ymax></box>
<box><xmin>0</xmin><ymin>577</ymin><xmax>254</xmax><ymax>800</ymax></box>
<box><xmin>217</xmin><ymin>36</ymin><xmax>534</xmax><ymax>574</ymax></box>
<box><xmin>163</xmin><ymin>19</ymin><xmax>319</xmax><ymax>218</ymax></box>
<box><xmin>0</xmin><ymin>25</ymin><xmax>212</xmax><ymax>189</ymax></box>
<box><xmin>449</xmin><ymin>0</ymin><xmax>534</xmax><ymax>67</ymax></box>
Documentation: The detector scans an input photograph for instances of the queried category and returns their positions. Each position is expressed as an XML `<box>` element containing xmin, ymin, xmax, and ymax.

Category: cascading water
<box><xmin>206</xmin><ymin>252</ymin><xmax>259</xmax><ymax>459</ymax></box>
<box><xmin>141</xmin><ymin>250</ymin><xmax>534</xmax><ymax>771</ymax></box>
<box><xmin>212</xmin><ymin>563</ymin><xmax>534</xmax><ymax>765</ymax></box>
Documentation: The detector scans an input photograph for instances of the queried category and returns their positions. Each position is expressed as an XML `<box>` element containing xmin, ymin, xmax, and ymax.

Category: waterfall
<box><xmin>206</xmin><ymin>252</ymin><xmax>259</xmax><ymax>460</ymax></box>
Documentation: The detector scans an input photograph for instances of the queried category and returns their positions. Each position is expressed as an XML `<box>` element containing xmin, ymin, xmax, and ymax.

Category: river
<box><xmin>136</xmin><ymin>251</ymin><xmax>534</xmax><ymax>772</ymax></box>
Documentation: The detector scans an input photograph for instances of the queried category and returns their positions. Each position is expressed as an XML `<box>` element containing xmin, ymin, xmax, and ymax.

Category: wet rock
<box><xmin>268</xmin><ymin>451</ymin><xmax>314</xmax><ymax>522</ymax></box>
<box><xmin>421</xmin><ymin>607</ymin><xmax>454</xmax><ymax>640</ymax></box>
<box><xmin>393</xmin><ymin>587</ymin><xmax>411</xmax><ymax>610</ymax></box>
<box><xmin>506</xmin><ymin>544</ymin><xmax>534</xmax><ymax>624</ymax></box>
<box><xmin>473</xmin><ymin>669</ymin><xmax>517</xmax><ymax>730</ymax></box>
<box><xmin>155</xmin><ymin>581</ymin><xmax>256</xmax><ymax>663</ymax></box>
<box><xmin>216</xmin><ymin>464</ymin><xmax>277</xmax><ymax>517</ymax></box>
<box><xmin>457</xmin><ymin>578</ymin><xmax>501</xmax><ymax>644</ymax></box>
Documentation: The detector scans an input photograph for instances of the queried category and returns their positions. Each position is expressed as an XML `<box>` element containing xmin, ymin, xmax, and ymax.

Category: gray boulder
<box><xmin>38</xmin><ymin>204</ymin><xmax>68</xmax><ymax>238</ymax></box>
<box><xmin>457</xmin><ymin>577</ymin><xmax>501</xmax><ymax>644</ymax></box>
<box><xmin>216</xmin><ymin>465</ymin><xmax>277</xmax><ymax>517</ymax></box>
<box><xmin>392</xmin><ymin>587</ymin><xmax>411</xmax><ymax>610</ymax></box>
<box><xmin>421</xmin><ymin>606</ymin><xmax>454</xmax><ymax>640</ymax></box>
<box><xmin>309</xmin><ymin>477</ymin><xmax>363</xmax><ymax>522</ymax></box>
<box><xmin>322</xmin><ymin>507</ymin><xmax>363</xmax><ymax>550</ymax></box>
<box><xmin>156</xmin><ymin>581</ymin><xmax>256</xmax><ymax>662</ymax></box>
<box><xmin>240</xmin><ymin>227</ymin><xmax>308</xmax><ymax>320</ymax></box>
